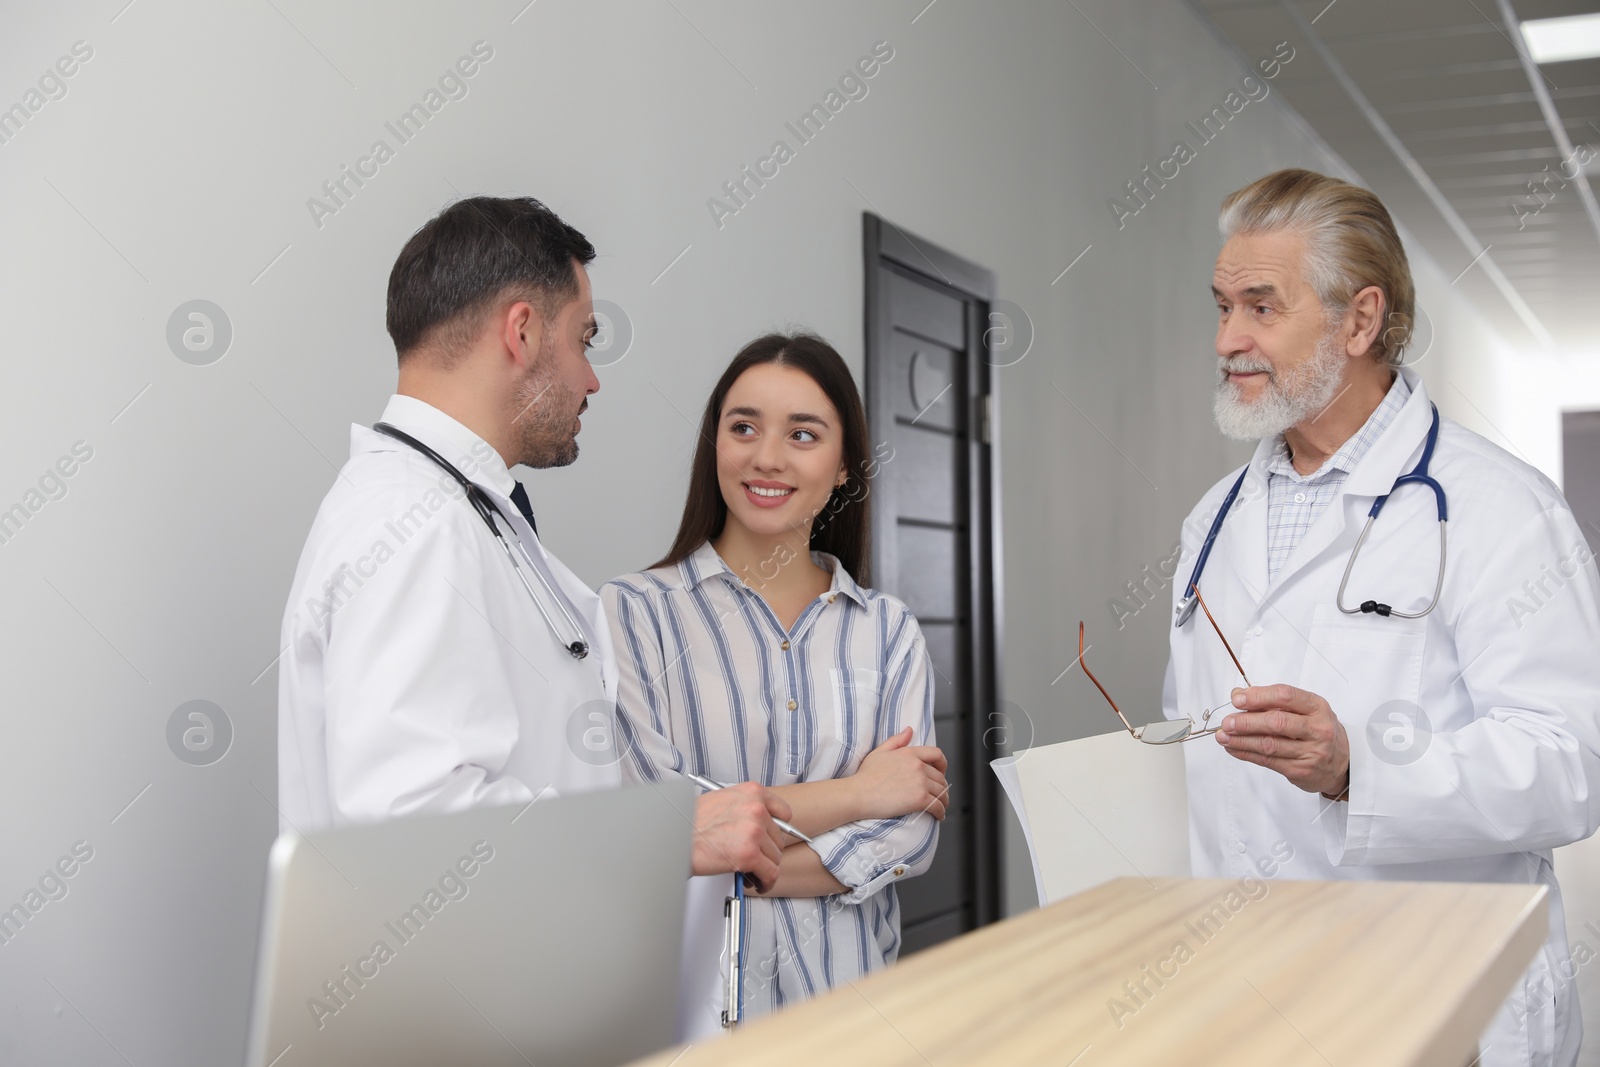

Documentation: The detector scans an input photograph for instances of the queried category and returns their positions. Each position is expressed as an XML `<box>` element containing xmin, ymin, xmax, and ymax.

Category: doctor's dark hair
<box><xmin>386</xmin><ymin>196</ymin><xmax>595</xmax><ymax>362</ymax></box>
<box><xmin>653</xmin><ymin>332</ymin><xmax>874</xmax><ymax>586</ymax></box>
<box><xmin>1219</xmin><ymin>169</ymin><xmax>1416</xmax><ymax>367</ymax></box>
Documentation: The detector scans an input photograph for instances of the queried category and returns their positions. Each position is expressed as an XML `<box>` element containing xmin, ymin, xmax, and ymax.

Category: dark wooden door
<box><xmin>863</xmin><ymin>214</ymin><xmax>1003</xmax><ymax>952</ymax></box>
<box><xmin>1566</xmin><ymin>411</ymin><xmax>1600</xmax><ymax>556</ymax></box>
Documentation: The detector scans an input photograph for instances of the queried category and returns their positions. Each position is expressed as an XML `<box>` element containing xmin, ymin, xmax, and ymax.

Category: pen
<box><xmin>685</xmin><ymin>772</ymin><xmax>814</xmax><ymax>844</ymax></box>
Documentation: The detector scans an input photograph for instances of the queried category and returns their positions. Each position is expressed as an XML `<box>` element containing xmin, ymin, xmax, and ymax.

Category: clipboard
<box><xmin>721</xmin><ymin>875</ymin><xmax>746</xmax><ymax>1027</ymax></box>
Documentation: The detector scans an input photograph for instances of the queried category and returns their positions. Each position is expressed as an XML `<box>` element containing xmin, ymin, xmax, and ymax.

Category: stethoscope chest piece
<box><xmin>1174</xmin><ymin>595</ymin><xmax>1199</xmax><ymax>627</ymax></box>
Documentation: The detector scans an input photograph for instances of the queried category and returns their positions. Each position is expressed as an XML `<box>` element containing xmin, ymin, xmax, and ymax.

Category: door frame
<box><xmin>862</xmin><ymin>212</ymin><xmax>1005</xmax><ymax>930</ymax></box>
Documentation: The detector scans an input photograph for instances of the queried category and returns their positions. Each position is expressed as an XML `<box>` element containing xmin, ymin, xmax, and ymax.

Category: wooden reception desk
<box><xmin>629</xmin><ymin>877</ymin><xmax>1547</xmax><ymax>1067</ymax></box>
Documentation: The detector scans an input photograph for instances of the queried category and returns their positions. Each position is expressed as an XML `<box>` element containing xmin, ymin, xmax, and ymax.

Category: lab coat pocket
<box><xmin>829</xmin><ymin>668</ymin><xmax>883</xmax><ymax>756</ymax></box>
<box><xmin>1481</xmin><ymin>944</ymin><xmax>1556</xmax><ymax>1067</ymax></box>
<box><xmin>1296</xmin><ymin>603</ymin><xmax>1426</xmax><ymax>743</ymax></box>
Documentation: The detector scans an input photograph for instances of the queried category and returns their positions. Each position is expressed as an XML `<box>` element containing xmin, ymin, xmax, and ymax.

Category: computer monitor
<box><xmin>243</xmin><ymin>780</ymin><xmax>695</xmax><ymax>1067</ymax></box>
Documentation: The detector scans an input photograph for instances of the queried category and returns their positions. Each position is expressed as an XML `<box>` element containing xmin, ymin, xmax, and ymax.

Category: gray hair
<box><xmin>1219</xmin><ymin>168</ymin><xmax>1416</xmax><ymax>366</ymax></box>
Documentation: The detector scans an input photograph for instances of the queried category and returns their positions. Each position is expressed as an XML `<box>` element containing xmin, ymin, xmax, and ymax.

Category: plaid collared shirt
<box><xmin>1265</xmin><ymin>373</ymin><xmax>1410</xmax><ymax>582</ymax></box>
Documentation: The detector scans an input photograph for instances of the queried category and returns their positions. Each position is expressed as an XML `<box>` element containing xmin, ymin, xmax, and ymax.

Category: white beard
<box><xmin>1212</xmin><ymin>329</ymin><xmax>1347</xmax><ymax>442</ymax></box>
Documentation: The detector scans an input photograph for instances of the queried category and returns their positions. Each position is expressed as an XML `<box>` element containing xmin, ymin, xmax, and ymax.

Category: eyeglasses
<box><xmin>1077</xmin><ymin>587</ymin><xmax>1251</xmax><ymax>745</ymax></box>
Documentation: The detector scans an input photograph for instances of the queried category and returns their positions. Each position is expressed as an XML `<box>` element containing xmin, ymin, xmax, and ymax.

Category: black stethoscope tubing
<box><xmin>372</xmin><ymin>422</ymin><xmax>590</xmax><ymax>659</ymax></box>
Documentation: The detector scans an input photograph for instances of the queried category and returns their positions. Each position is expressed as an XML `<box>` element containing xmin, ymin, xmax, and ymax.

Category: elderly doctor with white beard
<box><xmin>1162</xmin><ymin>169</ymin><xmax>1600</xmax><ymax>1066</ymax></box>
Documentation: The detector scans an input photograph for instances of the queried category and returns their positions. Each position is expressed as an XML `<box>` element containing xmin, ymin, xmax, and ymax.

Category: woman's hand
<box><xmin>852</xmin><ymin>727</ymin><xmax>949</xmax><ymax>821</ymax></box>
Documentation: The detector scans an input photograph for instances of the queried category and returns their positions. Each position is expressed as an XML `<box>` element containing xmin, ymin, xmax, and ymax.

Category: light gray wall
<box><xmin>0</xmin><ymin>1</ymin><xmax>1526</xmax><ymax>1063</ymax></box>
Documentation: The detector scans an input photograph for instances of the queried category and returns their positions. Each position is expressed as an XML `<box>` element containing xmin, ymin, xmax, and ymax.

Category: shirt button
<box><xmin>780</xmin><ymin>640</ymin><xmax>790</xmax><ymax>651</ymax></box>
<box><xmin>1253</xmin><ymin>625</ymin><xmax>1264</xmax><ymax>637</ymax></box>
<box><xmin>1235</xmin><ymin>842</ymin><xmax>1248</xmax><ymax>854</ymax></box>
<box><xmin>1294</xmin><ymin>492</ymin><xmax>1306</xmax><ymax>503</ymax></box>
<box><xmin>893</xmin><ymin>866</ymin><xmax>906</xmax><ymax>877</ymax></box>
<box><xmin>787</xmin><ymin>699</ymin><xmax>797</xmax><ymax>711</ymax></box>
<box><xmin>827</xmin><ymin>595</ymin><xmax>836</xmax><ymax>604</ymax></box>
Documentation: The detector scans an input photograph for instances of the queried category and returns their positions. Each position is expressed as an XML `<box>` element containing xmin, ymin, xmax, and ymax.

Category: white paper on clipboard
<box><xmin>675</xmin><ymin>873</ymin><xmax>733</xmax><ymax>1042</ymax></box>
<box><xmin>990</xmin><ymin>754</ymin><xmax>1048</xmax><ymax>906</ymax></box>
<box><xmin>991</xmin><ymin>732</ymin><xmax>1189</xmax><ymax>905</ymax></box>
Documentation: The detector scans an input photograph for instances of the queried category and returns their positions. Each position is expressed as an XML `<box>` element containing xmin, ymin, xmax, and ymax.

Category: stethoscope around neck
<box><xmin>1174</xmin><ymin>403</ymin><xmax>1448</xmax><ymax>627</ymax></box>
<box><xmin>372</xmin><ymin>422</ymin><xmax>590</xmax><ymax>659</ymax></box>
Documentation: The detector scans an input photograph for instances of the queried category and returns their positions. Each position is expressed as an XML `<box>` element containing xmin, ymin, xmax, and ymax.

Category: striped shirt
<box><xmin>1265</xmin><ymin>372</ymin><xmax>1410</xmax><ymax>582</ymax></box>
<box><xmin>601</xmin><ymin>541</ymin><xmax>938</xmax><ymax>1023</ymax></box>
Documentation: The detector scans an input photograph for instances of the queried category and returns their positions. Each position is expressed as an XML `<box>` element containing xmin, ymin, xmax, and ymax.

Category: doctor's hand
<box><xmin>690</xmin><ymin>782</ymin><xmax>792</xmax><ymax>892</ymax></box>
<box><xmin>1215</xmin><ymin>684</ymin><xmax>1350</xmax><ymax>797</ymax></box>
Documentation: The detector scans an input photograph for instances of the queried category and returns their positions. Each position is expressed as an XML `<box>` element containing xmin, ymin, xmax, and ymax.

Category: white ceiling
<box><xmin>1187</xmin><ymin>0</ymin><xmax>1600</xmax><ymax>351</ymax></box>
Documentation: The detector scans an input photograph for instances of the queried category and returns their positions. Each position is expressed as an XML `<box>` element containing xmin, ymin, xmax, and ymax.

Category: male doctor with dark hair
<box><xmin>277</xmin><ymin>195</ymin><xmax>792</xmax><ymax>891</ymax></box>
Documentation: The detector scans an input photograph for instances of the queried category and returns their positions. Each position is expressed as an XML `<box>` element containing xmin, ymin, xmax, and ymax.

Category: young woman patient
<box><xmin>602</xmin><ymin>332</ymin><xmax>946</xmax><ymax>1030</ymax></box>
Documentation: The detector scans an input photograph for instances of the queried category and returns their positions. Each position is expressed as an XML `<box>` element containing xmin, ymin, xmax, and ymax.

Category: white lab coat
<box><xmin>1165</xmin><ymin>368</ymin><xmax>1600</xmax><ymax>1067</ymax></box>
<box><xmin>277</xmin><ymin>394</ymin><xmax>621</xmax><ymax>832</ymax></box>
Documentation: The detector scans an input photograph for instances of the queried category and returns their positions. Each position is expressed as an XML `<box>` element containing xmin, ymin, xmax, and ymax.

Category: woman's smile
<box><xmin>743</xmin><ymin>479</ymin><xmax>797</xmax><ymax>508</ymax></box>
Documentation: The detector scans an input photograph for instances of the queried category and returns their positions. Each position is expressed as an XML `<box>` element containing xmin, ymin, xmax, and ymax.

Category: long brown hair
<box><xmin>652</xmin><ymin>332</ymin><xmax>873</xmax><ymax>584</ymax></box>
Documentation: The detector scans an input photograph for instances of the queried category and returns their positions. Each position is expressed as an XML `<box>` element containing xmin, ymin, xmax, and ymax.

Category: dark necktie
<box><xmin>508</xmin><ymin>481</ymin><xmax>538</xmax><ymax>537</ymax></box>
